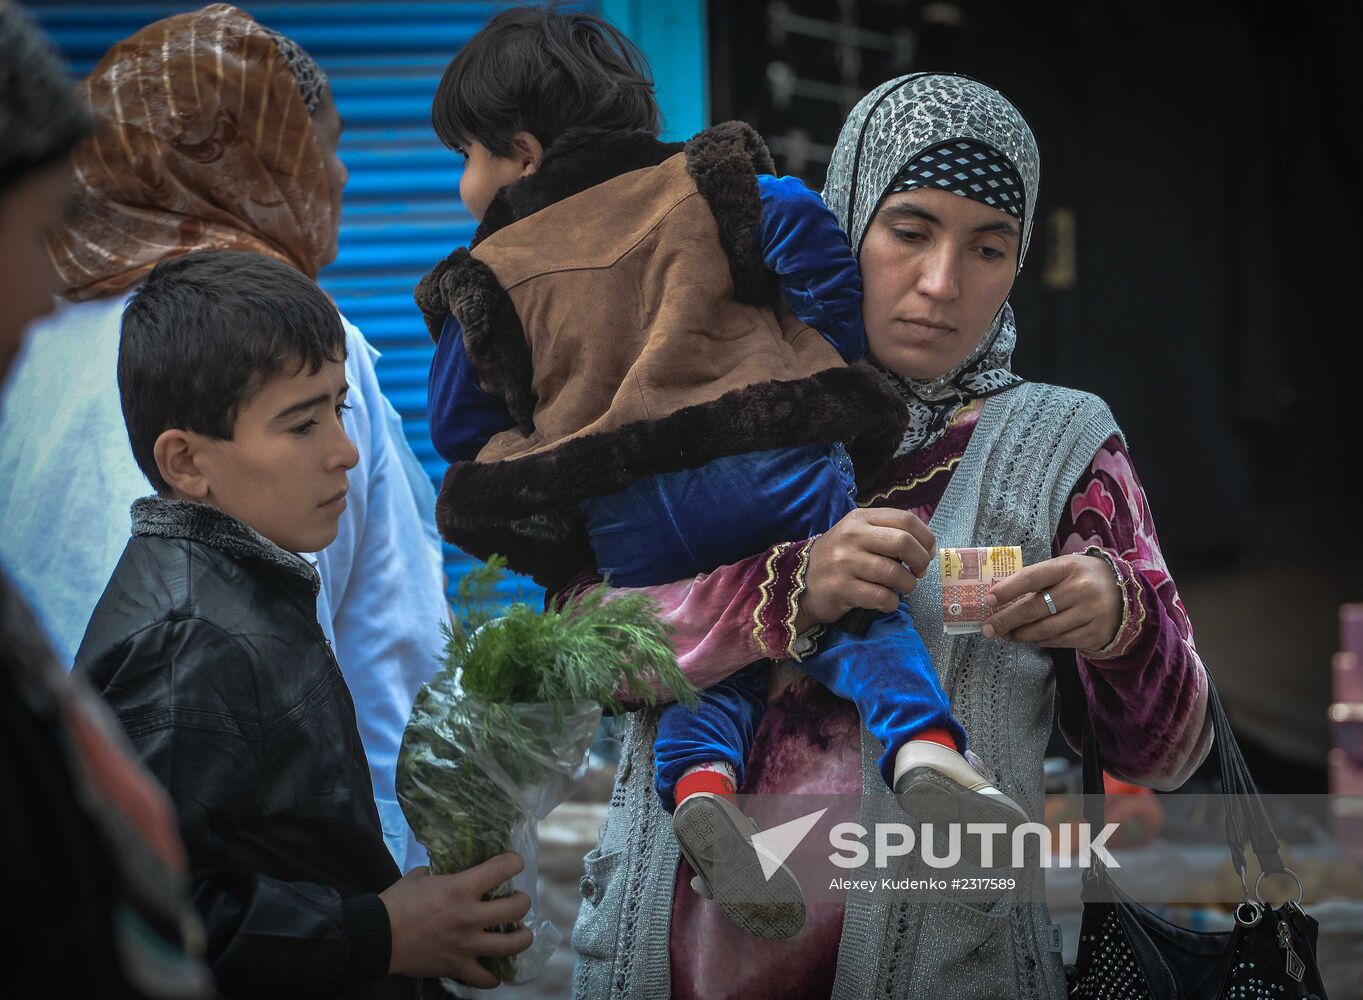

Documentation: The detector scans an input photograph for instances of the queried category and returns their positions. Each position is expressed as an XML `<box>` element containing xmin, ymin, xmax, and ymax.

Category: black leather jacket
<box><xmin>75</xmin><ymin>498</ymin><xmax>420</xmax><ymax>999</ymax></box>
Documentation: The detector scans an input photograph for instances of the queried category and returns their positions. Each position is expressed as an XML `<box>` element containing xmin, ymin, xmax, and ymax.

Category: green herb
<box><xmin>397</xmin><ymin>556</ymin><xmax>693</xmax><ymax>982</ymax></box>
<box><xmin>450</xmin><ymin>557</ymin><xmax>696</xmax><ymax>713</ymax></box>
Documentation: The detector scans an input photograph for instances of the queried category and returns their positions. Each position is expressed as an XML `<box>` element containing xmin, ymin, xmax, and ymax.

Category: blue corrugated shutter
<box><xmin>31</xmin><ymin>1</ymin><xmax>708</xmax><ymax>609</ymax></box>
<box><xmin>29</xmin><ymin>1</ymin><xmax>543</xmax><ymax>606</ymax></box>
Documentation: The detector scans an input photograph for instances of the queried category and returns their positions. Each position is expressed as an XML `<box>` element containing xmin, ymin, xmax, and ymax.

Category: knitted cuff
<box><xmin>342</xmin><ymin>893</ymin><xmax>393</xmax><ymax>982</ymax></box>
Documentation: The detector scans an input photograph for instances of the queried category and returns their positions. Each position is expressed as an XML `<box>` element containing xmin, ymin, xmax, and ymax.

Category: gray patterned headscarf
<box><xmin>824</xmin><ymin>73</ymin><xmax>1040</xmax><ymax>454</ymax></box>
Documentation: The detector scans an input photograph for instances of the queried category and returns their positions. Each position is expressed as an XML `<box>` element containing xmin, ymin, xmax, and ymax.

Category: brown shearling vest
<box><xmin>416</xmin><ymin>123</ymin><xmax>906</xmax><ymax>588</ymax></box>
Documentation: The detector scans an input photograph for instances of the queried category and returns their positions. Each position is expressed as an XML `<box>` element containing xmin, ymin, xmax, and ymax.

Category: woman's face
<box><xmin>311</xmin><ymin>88</ymin><xmax>348</xmax><ymax>266</ymax></box>
<box><xmin>859</xmin><ymin>187</ymin><xmax>1020</xmax><ymax>380</ymax></box>
<box><xmin>0</xmin><ymin>163</ymin><xmax>72</xmax><ymax>384</ymax></box>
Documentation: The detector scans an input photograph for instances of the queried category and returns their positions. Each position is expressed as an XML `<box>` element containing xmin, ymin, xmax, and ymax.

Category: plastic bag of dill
<box><xmin>396</xmin><ymin>557</ymin><xmax>696</xmax><ymax>986</ymax></box>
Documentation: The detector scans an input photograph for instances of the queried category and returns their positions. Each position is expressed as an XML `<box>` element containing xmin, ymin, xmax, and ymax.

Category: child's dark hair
<box><xmin>118</xmin><ymin>249</ymin><xmax>346</xmax><ymax>494</ymax></box>
<box><xmin>432</xmin><ymin>4</ymin><xmax>659</xmax><ymax>156</ymax></box>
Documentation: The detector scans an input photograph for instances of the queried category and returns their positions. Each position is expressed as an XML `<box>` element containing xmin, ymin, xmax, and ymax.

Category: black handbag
<box><xmin>1060</xmin><ymin>665</ymin><xmax>1329</xmax><ymax>999</ymax></box>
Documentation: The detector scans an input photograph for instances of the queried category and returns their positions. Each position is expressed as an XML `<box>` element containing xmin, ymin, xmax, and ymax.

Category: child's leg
<box><xmin>801</xmin><ymin>601</ymin><xmax>1026</xmax><ymax>864</ymax></box>
<box><xmin>799</xmin><ymin>600</ymin><xmax>965</xmax><ymax>786</ymax></box>
<box><xmin>578</xmin><ymin>446</ymin><xmax>852</xmax><ymax>933</ymax></box>
<box><xmin>654</xmin><ymin>661</ymin><xmax>769</xmax><ymax>812</ymax></box>
<box><xmin>655</xmin><ymin>663</ymin><xmax>805</xmax><ymax>939</ymax></box>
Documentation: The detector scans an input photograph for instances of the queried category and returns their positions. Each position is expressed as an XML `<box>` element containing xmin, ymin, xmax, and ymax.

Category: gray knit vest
<box><xmin>571</xmin><ymin>383</ymin><xmax>1121</xmax><ymax>1000</ymax></box>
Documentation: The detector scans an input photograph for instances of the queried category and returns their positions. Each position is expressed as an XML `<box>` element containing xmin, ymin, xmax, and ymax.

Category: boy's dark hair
<box><xmin>118</xmin><ymin>249</ymin><xmax>346</xmax><ymax>494</ymax></box>
<box><xmin>432</xmin><ymin>4</ymin><xmax>659</xmax><ymax>156</ymax></box>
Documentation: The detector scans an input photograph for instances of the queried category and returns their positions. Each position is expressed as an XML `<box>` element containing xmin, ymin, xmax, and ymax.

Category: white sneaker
<box><xmin>672</xmin><ymin>791</ymin><xmax>806</xmax><ymax>939</ymax></box>
<box><xmin>892</xmin><ymin>741</ymin><xmax>1028</xmax><ymax>868</ymax></box>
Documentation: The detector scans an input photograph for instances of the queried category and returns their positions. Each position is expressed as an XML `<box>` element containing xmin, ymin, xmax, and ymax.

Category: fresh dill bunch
<box><xmin>446</xmin><ymin>557</ymin><xmax>697</xmax><ymax>713</ymax></box>
<box><xmin>397</xmin><ymin>556</ymin><xmax>695</xmax><ymax>983</ymax></box>
<box><xmin>439</xmin><ymin>554</ymin><xmax>508</xmax><ymax>669</ymax></box>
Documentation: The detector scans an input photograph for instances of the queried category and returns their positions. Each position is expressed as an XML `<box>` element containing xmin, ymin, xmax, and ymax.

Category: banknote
<box><xmin>941</xmin><ymin>545</ymin><xmax>1023</xmax><ymax>635</ymax></box>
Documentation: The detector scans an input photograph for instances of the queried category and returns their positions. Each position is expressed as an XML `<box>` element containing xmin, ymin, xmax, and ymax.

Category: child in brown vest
<box><xmin>418</xmin><ymin>6</ymin><xmax>1026</xmax><ymax>939</ymax></box>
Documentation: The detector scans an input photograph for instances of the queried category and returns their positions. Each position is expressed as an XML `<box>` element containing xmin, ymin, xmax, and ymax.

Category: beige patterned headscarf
<box><xmin>48</xmin><ymin>4</ymin><xmax>338</xmax><ymax>301</ymax></box>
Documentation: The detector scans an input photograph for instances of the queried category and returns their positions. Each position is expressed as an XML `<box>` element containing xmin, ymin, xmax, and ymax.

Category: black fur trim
<box><xmin>435</xmin><ymin>366</ymin><xmax>909</xmax><ymax>583</ymax></box>
<box><xmin>683</xmin><ymin>121</ymin><xmax>777</xmax><ymax>305</ymax></box>
<box><xmin>447</xmin><ymin>249</ymin><xmax>538</xmax><ymax>433</ymax></box>
<box><xmin>414</xmin><ymin>247</ymin><xmax>462</xmax><ymax>341</ymax></box>
<box><xmin>413</xmin><ymin>246</ymin><xmax>538</xmax><ymax>432</ymax></box>
<box><xmin>437</xmin><ymin>507</ymin><xmax>597</xmax><ymax>593</ymax></box>
<box><xmin>471</xmin><ymin>127</ymin><xmax>685</xmax><ymax>247</ymax></box>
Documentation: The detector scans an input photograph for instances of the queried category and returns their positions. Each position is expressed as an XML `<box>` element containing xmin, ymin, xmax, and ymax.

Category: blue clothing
<box><xmin>581</xmin><ymin>444</ymin><xmax>857</xmax><ymax>587</ymax></box>
<box><xmin>654</xmin><ymin>661</ymin><xmax>770</xmax><ymax>800</ymax></box>
<box><xmin>428</xmin><ymin>313</ymin><xmax>518</xmax><ymax>464</ymax></box>
<box><xmin>427</xmin><ymin>174</ymin><xmax>865</xmax><ymax>464</ymax></box>
<box><xmin>755</xmin><ymin>173</ymin><xmax>864</xmax><ymax>364</ymax></box>
<box><xmin>0</xmin><ymin>294</ymin><xmax>450</xmax><ymax>872</ymax></box>
<box><xmin>580</xmin><ymin>444</ymin><xmax>965</xmax><ymax>808</ymax></box>
<box><xmin>654</xmin><ymin>603</ymin><xmax>965</xmax><ymax>807</ymax></box>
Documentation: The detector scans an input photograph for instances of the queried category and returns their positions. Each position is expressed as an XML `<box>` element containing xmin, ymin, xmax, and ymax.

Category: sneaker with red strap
<box><xmin>673</xmin><ymin>790</ymin><xmax>807</xmax><ymax>939</ymax></box>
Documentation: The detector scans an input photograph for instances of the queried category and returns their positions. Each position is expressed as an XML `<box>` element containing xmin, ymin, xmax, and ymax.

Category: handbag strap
<box><xmin>1058</xmin><ymin>657</ymin><xmax>1285</xmax><ymax>883</ymax></box>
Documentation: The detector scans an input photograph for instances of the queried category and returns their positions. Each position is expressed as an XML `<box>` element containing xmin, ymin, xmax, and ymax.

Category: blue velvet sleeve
<box><xmin>427</xmin><ymin>314</ymin><xmax>516</xmax><ymax>464</ymax></box>
<box><xmin>756</xmin><ymin>173</ymin><xmax>866</xmax><ymax>363</ymax></box>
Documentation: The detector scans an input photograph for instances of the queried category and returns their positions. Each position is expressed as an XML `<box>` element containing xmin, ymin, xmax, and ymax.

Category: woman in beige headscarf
<box><xmin>49</xmin><ymin>3</ymin><xmax>345</xmax><ymax>296</ymax></box>
<box><xmin>0</xmin><ymin>3</ymin><xmax>450</xmax><ymax>876</ymax></box>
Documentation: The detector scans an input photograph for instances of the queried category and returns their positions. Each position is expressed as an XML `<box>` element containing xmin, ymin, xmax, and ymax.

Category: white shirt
<box><xmin>0</xmin><ymin>293</ymin><xmax>448</xmax><ymax>871</ymax></box>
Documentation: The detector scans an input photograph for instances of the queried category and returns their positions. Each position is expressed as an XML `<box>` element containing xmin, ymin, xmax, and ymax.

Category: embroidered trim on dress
<box><xmin>783</xmin><ymin>537</ymin><xmax>817</xmax><ymax>660</ymax></box>
<box><xmin>859</xmin><ymin>454</ymin><xmax>962</xmax><ymax>506</ymax></box>
<box><xmin>1116</xmin><ymin>565</ymin><xmax>1147</xmax><ymax>658</ymax></box>
<box><xmin>752</xmin><ymin>540</ymin><xmax>795</xmax><ymax>659</ymax></box>
<box><xmin>857</xmin><ymin>401</ymin><xmax>979</xmax><ymax>505</ymax></box>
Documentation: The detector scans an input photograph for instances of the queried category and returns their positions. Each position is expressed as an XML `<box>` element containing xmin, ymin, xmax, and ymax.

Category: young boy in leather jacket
<box><xmin>75</xmin><ymin>250</ymin><xmax>534</xmax><ymax>998</ymax></box>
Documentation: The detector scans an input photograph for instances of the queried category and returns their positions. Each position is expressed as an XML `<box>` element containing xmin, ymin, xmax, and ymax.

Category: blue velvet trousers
<box><xmin>581</xmin><ymin>444</ymin><xmax>965</xmax><ymax>810</ymax></box>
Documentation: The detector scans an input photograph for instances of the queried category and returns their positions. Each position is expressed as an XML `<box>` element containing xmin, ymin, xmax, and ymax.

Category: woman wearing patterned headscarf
<box><xmin>0</xmin><ymin>3</ymin><xmax>449</xmax><ymax>874</ymax></box>
<box><xmin>570</xmin><ymin>74</ymin><xmax>1213</xmax><ymax>999</ymax></box>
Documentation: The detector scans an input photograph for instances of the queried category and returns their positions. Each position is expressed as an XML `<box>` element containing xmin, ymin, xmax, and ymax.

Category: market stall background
<box><xmin>24</xmin><ymin>2</ymin><xmax>1362</xmax><ymax>997</ymax></box>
